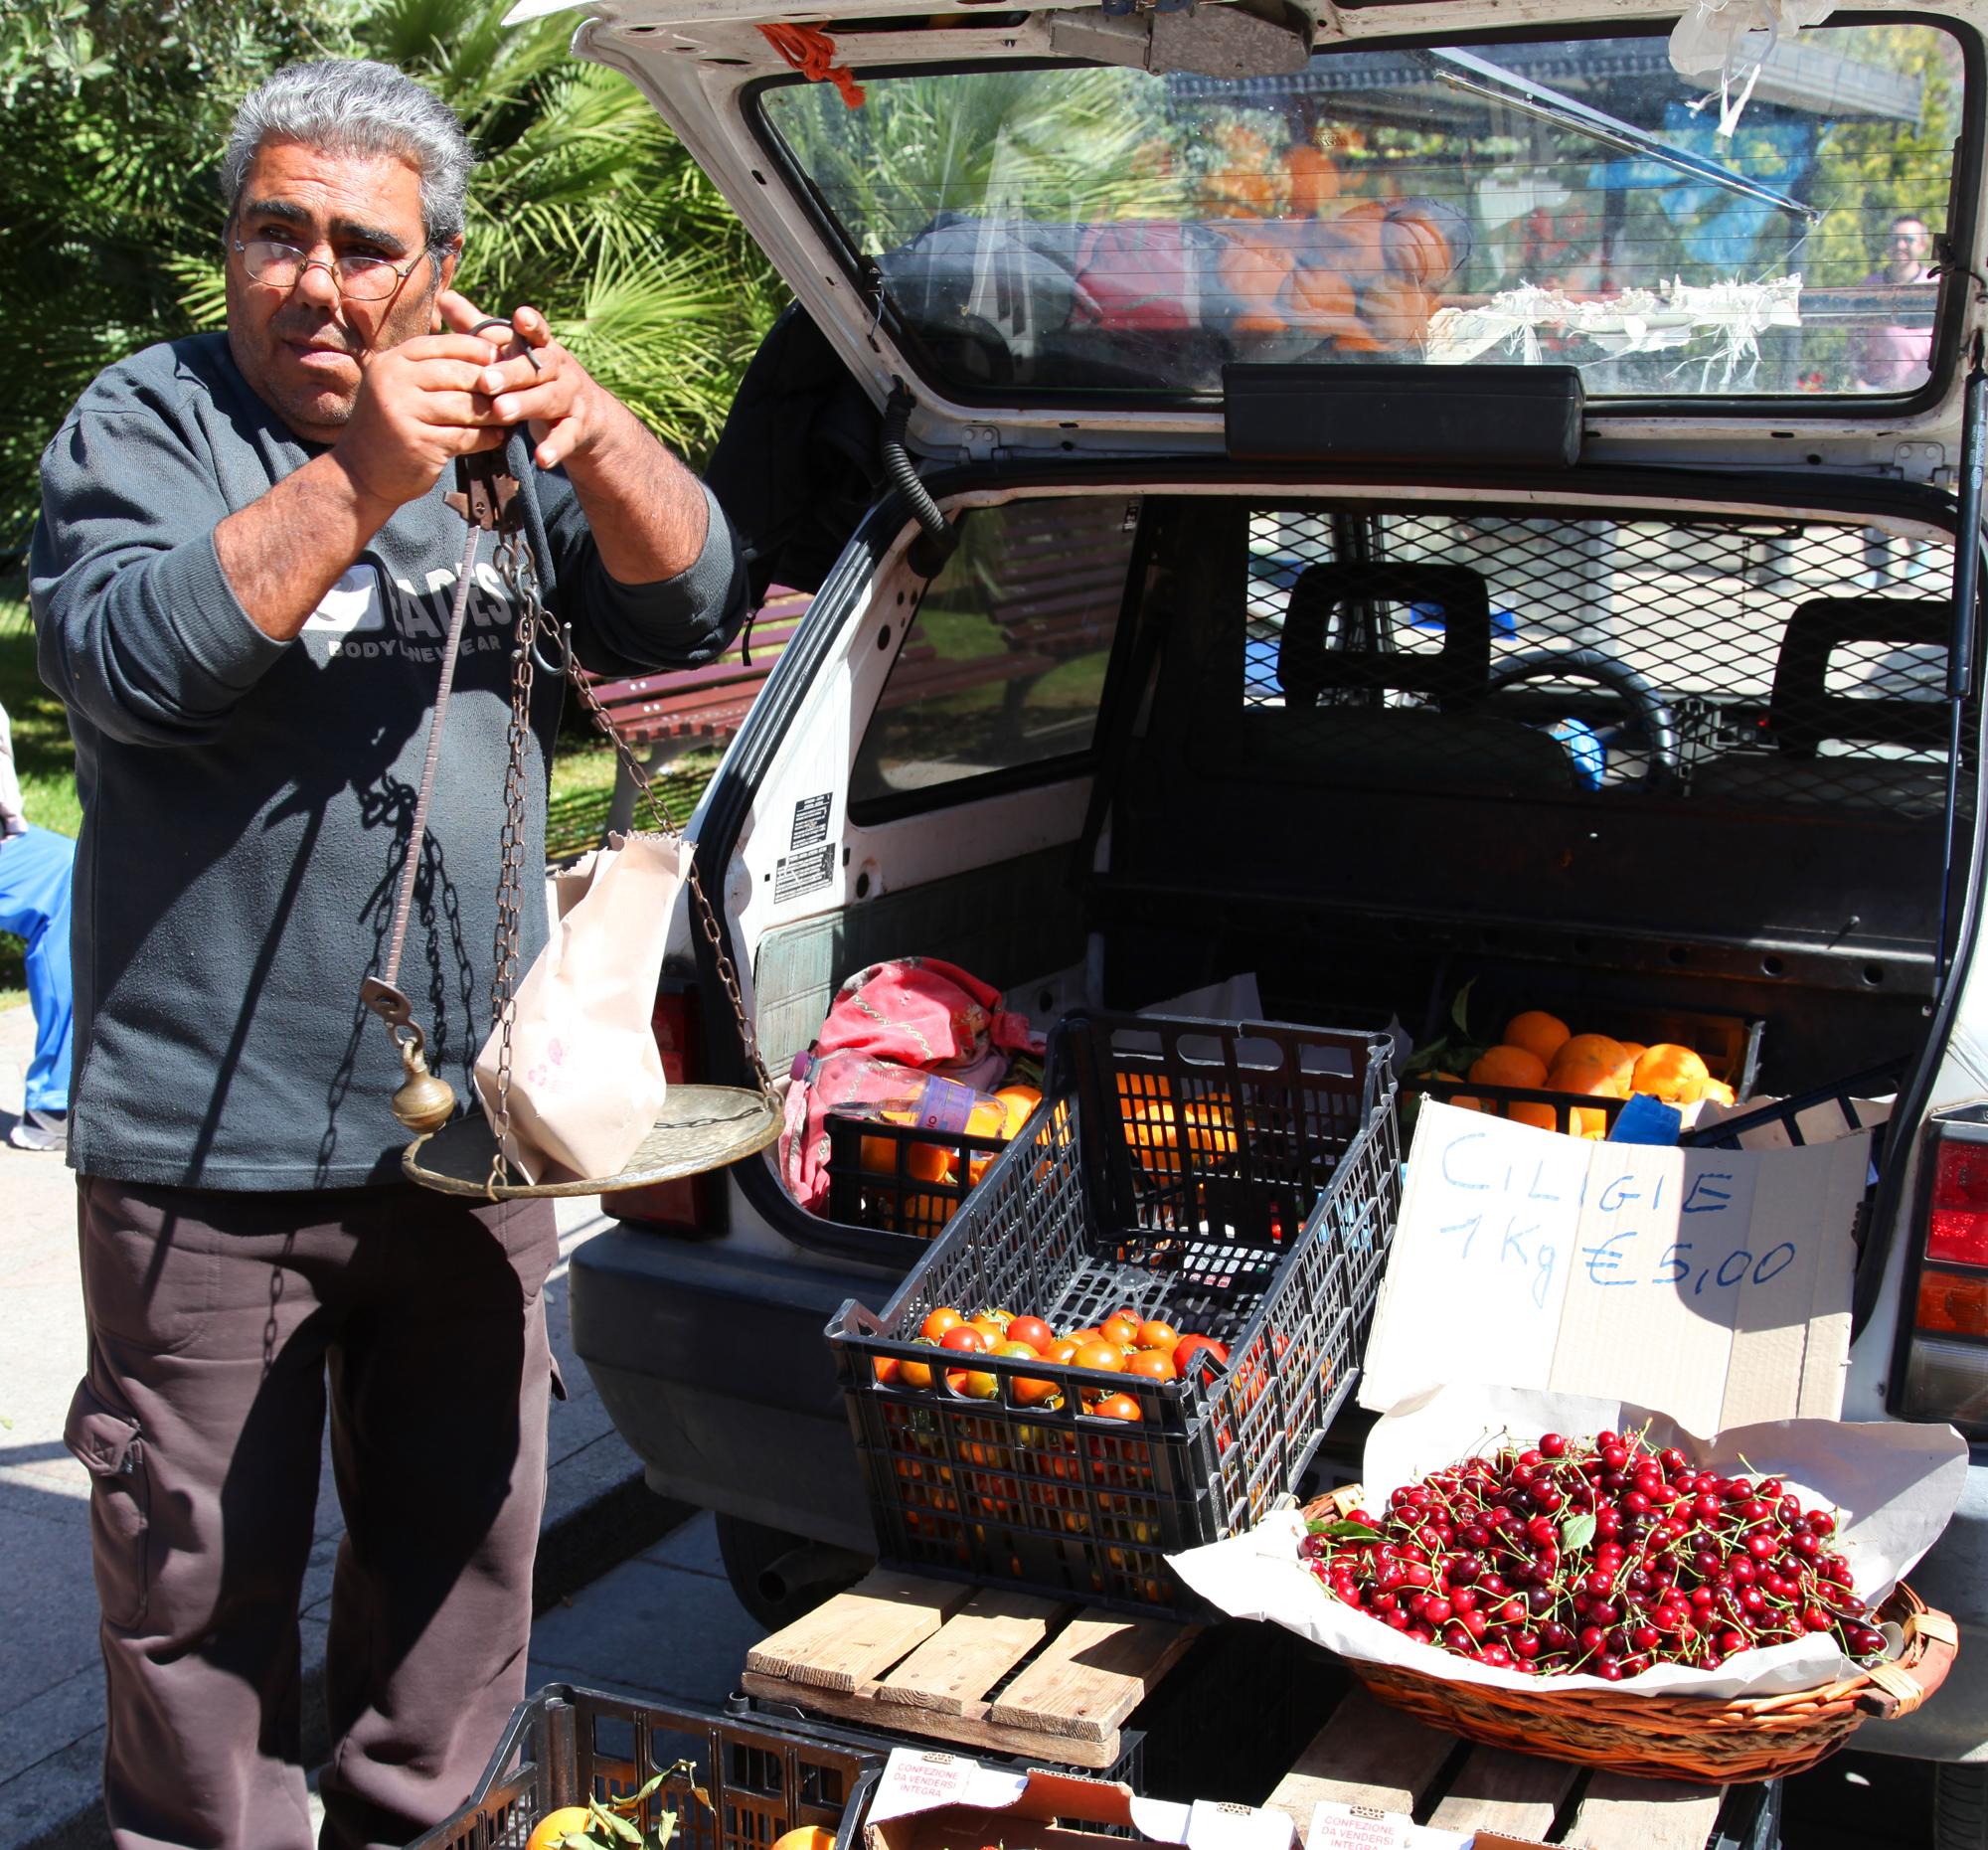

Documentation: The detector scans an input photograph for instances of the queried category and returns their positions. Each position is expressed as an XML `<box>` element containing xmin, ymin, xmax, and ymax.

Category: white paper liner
<box><xmin>1171</xmin><ymin>1384</ymin><xmax>1965</xmax><ymax>1701</ymax></box>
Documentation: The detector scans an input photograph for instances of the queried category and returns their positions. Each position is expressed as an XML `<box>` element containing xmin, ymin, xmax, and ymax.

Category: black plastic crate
<box><xmin>1406</xmin><ymin>992</ymin><xmax>1764</xmax><ymax>1138</ymax></box>
<box><xmin>823</xmin><ymin>1113</ymin><xmax>1014</xmax><ymax>1258</ymax></box>
<box><xmin>408</xmin><ymin>1685</ymin><xmax>882</xmax><ymax>1850</ymax></box>
<box><xmin>826</xmin><ymin>1012</ymin><xmax>1399</xmax><ymax>1615</ymax></box>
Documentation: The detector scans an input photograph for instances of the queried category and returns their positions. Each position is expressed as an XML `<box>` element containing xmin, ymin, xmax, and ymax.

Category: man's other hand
<box><xmin>330</xmin><ymin>330</ymin><xmax>508</xmax><ymax>512</ymax></box>
<box><xmin>439</xmin><ymin>292</ymin><xmax>605</xmax><ymax>474</ymax></box>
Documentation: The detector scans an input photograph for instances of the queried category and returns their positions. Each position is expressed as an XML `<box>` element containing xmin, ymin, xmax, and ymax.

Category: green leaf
<box><xmin>1449</xmin><ymin>977</ymin><xmax>1478</xmax><ymax>1036</ymax></box>
<box><xmin>1319</xmin><ymin>1520</ymin><xmax>1384</xmax><ymax>1543</ymax></box>
<box><xmin>1560</xmin><ymin>1511</ymin><xmax>1597</xmax><ymax>1553</ymax></box>
<box><xmin>588</xmin><ymin>1800</ymin><xmax>646</xmax><ymax>1847</ymax></box>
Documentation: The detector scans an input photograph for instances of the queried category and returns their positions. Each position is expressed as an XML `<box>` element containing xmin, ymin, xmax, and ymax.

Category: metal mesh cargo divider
<box><xmin>827</xmin><ymin>1012</ymin><xmax>1400</xmax><ymax>1615</ymax></box>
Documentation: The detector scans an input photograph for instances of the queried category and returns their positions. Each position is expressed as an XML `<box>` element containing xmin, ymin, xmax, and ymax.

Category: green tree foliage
<box><xmin>0</xmin><ymin>0</ymin><xmax>783</xmax><ymax>557</ymax></box>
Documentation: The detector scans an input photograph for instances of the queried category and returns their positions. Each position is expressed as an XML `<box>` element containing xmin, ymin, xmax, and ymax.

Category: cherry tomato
<box><xmin>920</xmin><ymin>1307</ymin><xmax>965</xmax><ymax>1343</ymax></box>
<box><xmin>940</xmin><ymin>1324</ymin><xmax>991</xmax><ymax>1354</ymax></box>
<box><xmin>1098</xmin><ymin>1314</ymin><xmax>1140</xmax><ymax>1349</ymax></box>
<box><xmin>1091</xmin><ymin>1393</ymin><xmax>1143</xmax><ymax>1422</ymax></box>
<box><xmin>1005</xmin><ymin>1315</ymin><xmax>1056</xmax><ymax>1355</ymax></box>
<box><xmin>1172</xmin><ymin>1334</ymin><xmax>1231</xmax><ymax>1376</ymax></box>
<box><xmin>1063</xmin><ymin>1327</ymin><xmax>1104</xmax><ymax>1348</ymax></box>
<box><xmin>996</xmin><ymin>1341</ymin><xmax>1060</xmax><ymax>1407</ymax></box>
<box><xmin>1127</xmin><ymin>1349</ymin><xmax>1178</xmax><ymax>1381</ymax></box>
<box><xmin>900</xmin><ymin>1348</ymin><xmax>938</xmax><ymax>1392</ymax></box>
<box><xmin>1045</xmin><ymin>1338</ymin><xmax>1081</xmax><ymax>1366</ymax></box>
<box><xmin>1135</xmin><ymin>1320</ymin><xmax>1180</xmax><ymax>1354</ymax></box>
<box><xmin>967</xmin><ymin>1314</ymin><xmax>1008</xmax><ymax>1344</ymax></box>
<box><xmin>946</xmin><ymin>1367</ymin><xmax>997</xmax><ymax>1400</ymax></box>
<box><xmin>874</xmin><ymin>1357</ymin><xmax>901</xmax><ymax>1386</ymax></box>
<box><xmin>1073</xmin><ymin>1341</ymin><xmax>1126</xmax><ymax>1375</ymax></box>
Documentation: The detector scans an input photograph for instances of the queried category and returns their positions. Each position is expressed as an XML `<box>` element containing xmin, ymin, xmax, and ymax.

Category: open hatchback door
<box><xmin>510</xmin><ymin>0</ymin><xmax>1982</xmax><ymax>475</ymax></box>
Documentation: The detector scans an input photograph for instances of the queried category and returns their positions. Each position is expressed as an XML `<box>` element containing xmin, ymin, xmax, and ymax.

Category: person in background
<box><xmin>0</xmin><ymin>699</ymin><xmax>74</xmax><ymax>1150</ymax></box>
<box><xmin>1852</xmin><ymin>215</ymin><xmax>1938</xmax><ymax>588</ymax></box>
<box><xmin>32</xmin><ymin>57</ymin><xmax>743</xmax><ymax>1850</ymax></box>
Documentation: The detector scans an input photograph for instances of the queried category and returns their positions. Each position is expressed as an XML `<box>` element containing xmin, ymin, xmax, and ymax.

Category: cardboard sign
<box><xmin>1359</xmin><ymin>1102</ymin><xmax>1868</xmax><ymax>1431</ymax></box>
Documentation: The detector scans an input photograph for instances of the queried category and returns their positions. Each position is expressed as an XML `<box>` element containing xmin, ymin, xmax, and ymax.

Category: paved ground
<box><xmin>0</xmin><ymin>1002</ymin><xmax>702</xmax><ymax>1850</ymax></box>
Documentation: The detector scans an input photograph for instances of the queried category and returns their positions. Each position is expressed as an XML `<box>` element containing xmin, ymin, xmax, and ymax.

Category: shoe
<box><xmin>9</xmin><ymin>1108</ymin><xmax>68</xmax><ymax>1152</ymax></box>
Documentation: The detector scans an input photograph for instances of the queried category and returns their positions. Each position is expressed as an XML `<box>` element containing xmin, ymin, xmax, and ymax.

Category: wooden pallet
<box><xmin>741</xmin><ymin>1570</ymin><xmax>1197</xmax><ymax>1770</ymax></box>
<box><xmin>1266</xmin><ymin>1684</ymin><xmax>1734</xmax><ymax>1850</ymax></box>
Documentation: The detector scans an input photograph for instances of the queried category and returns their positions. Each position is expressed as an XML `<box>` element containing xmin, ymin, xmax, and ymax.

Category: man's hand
<box><xmin>439</xmin><ymin>293</ymin><xmax>604</xmax><ymax>473</ymax></box>
<box><xmin>330</xmin><ymin>329</ymin><xmax>509</xmax><ymax>512</ymax></box>
<box><xmin>437</xmin><ymin>290</ymin><xmax>712</xmax><ymax>586</ymax></box>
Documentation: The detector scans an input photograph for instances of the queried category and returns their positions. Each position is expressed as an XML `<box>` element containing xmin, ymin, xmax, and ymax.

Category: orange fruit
<box><xmin>1631</xmin><ymin>1043</ymin><xmax>1711</xmax><ymax>1104</ymax></box>
<box><xmin>527</xmin><ymin>1809</ymin><xmax>600</xmax><ymax>1850</ymax></box>
<box><xmin>1619</xmin><ymin>1041</ymin><xmax>1648</xmax><ymax>1063</ymax></box>
<box><xmin>1551</xmin><ymin>1035</ymin><xmax>1634</xmax><ymax>1087</ymax></box>
<box><xmin>772</xmin><ymin>1831</ymin><xmax>836</xmax><ymax>1850</ymax></box>
<box><xmin>1700</xmin><ymin>1079</ymin><xmax>1737</xmax><ymax>1107</ymax></box>
<box><xmin>1206</xmin><ymin>168</ymin><xmax>1274</xmax><ymax>217</ymax></box>
<box><xmin>1503</xmin><ymin>1011</ymin><xmax>1571</xmax><ymax>1068</ymax></box>
<box><xmin>1469</xmin><ymin>1045</ymin><xmax>1549</xmax><ymax>1090</ymax></box>
<box><xmin>1282</xmin><ymin>144</ymin><xmax>1341</xmax><ymax>214</ymax></box>
<box><xmin>993</xmin><ymin>1086</ymin><xmax>1041</xmax><ymax>1139</ymax></box>
<box><xmin>1504</xmin><ymin>1101</ymin><xmax>1558</xmax><ymax>1131</ymax></box>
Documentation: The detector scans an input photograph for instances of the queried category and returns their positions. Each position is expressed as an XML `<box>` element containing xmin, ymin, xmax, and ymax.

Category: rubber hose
<box><xmin>883</xmin><ymin>383</ymin><xmax>955</xmax><ymax>576</ymax></box>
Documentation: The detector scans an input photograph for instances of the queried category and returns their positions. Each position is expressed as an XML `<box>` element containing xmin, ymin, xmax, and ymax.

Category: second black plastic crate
<box><xmin>408</xmin><ymin>1684</ymin><xmax>877</xmax><ymax>1850</ymax></box>
<box><xmin>826</xmin><ymin>1012</ymin><xmax>1400</xmax><ymax>1615</ymax></box>
<box><xmin>823</xmin><ymin>1112</ymin><xmax>1013</xmax><ymax>1260</ymax></box>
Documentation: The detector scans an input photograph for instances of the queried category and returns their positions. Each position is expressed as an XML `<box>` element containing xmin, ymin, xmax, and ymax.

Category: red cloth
<box><xmin>779</xmin><ymin>957</ymin><xmax>1042</xmax><ymax>1213</ymax></box>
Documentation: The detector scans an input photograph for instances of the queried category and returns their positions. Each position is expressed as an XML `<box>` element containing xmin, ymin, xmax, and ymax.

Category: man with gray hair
<box><xmin>31</xmin><ymin>57</ymin><xmax>746</xmax><ymax>1850</ymax></box>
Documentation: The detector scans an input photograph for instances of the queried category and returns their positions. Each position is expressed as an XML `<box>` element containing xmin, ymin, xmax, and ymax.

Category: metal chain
<box><xmin>486</xmin><ymin>529</ymin><xmax>545</xmax><ymax>1193</ymax></box>
<box><xmin>482</xmin><ymin>527</ymin><xmax>775</xmax><ymax>1193</ymax></box>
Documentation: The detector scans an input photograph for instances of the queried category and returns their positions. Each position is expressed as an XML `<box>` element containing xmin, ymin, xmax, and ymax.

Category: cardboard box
<box><xmin>1360</xmin><ymin>1101</ymin><xmax>1870</xmax><ymax>1431</ymax></box>
<box><xmin>862</xmin><ymin>1750</ymin><xmax>1297</xmax><ymax>1850</ymax></box>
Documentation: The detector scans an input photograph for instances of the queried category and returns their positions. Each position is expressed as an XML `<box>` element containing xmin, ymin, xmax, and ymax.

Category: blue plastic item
<box><xmin>1549</xmin><ymin>716</ymin><xmax>1605</xmax><ymax>789</ymax></box>
<box><xmin>1607</xmin><ymin>1093</ymin><xmax>1683</xmax><ymax>1145</ymax></box>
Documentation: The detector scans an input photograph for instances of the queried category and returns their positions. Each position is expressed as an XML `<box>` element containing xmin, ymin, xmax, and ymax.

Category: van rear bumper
<box><xmin>567</xmin><ymin>1223</ymin><xmax>883</xmax><ymax>1554</ymax></box>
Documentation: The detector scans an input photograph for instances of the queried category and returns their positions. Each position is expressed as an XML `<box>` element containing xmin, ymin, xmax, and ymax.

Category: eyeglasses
<box><xmin>232</xmin><ymin>236</ymin><xmax>426</xmax><ymax>302</ymax></box>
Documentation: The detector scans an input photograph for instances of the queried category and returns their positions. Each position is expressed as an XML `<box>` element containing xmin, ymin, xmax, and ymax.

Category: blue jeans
<box><xmin>0</xmin><ymin>825</ymin><xmax>75</xmax><ymax>1111</ymax></box>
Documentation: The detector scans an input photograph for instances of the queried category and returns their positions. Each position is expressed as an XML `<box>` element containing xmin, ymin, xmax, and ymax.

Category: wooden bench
<box><xmin>585</xmin><ymin>587</ymin><xmax>810</xmax><ymax>833</ymax></box>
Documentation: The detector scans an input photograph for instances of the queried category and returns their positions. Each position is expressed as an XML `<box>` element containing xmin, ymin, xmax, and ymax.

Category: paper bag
<box><xmin>473</xmin><ymin>831</ymin><xmax>683</xmax><ymax>1183</ymax></box>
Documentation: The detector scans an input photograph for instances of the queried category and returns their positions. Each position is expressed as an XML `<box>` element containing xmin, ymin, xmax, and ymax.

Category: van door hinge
<box><xmin>960</xmin><ymin>426</ymin><xmax>1003</xmax><ymax>463</ymax></box>
<box><xmin>1896</xmin><ymin>440</ymin><xmax>1949</xmax><ymax>485</ymax></box>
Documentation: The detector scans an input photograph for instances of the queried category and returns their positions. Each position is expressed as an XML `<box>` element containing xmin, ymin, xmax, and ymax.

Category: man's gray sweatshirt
<box><xmin>31</xmin><ymin>333</ymin><xmax>746</xmax><ymax>1189</ymax></box>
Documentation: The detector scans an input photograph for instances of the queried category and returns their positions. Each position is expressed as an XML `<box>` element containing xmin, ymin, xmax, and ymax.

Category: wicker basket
<box><xmin>1302</xmin><ymin>1488</ymin><xmax>1958</xmax><ymax>1784</ymax></box>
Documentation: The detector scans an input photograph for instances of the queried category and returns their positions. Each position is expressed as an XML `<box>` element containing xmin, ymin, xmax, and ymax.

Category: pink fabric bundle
<box><xmin>779</xmin><ymin>957</ymin><xmax>1043</xmax><ymax>1213</ymax></box>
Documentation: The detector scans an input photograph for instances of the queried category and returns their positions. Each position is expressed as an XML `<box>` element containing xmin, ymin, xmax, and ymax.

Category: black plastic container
<box><xmin>823</xmin><ymin>1112</ymin><xmax>1015</xmax><ymax>1260</ymax></box>
<box><xmin>826</xmin><ymin>1012</ymin><xmax>1400</xmax><ymax>1615</ymax></box>
<box><xmin>408</xmin><ymin>1684</ymin><xmax>880</xmax><ymax>1850</ymax></box>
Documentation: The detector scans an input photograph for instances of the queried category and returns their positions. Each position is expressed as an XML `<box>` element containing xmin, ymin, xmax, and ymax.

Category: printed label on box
<box><xmin>1305</xmin><ymin>1801</ymin><xmax>1471</xmax><ymax>1850</ymax></box>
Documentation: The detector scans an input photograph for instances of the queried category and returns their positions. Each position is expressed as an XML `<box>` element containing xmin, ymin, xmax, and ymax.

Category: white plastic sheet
<box><xmin>1171</xmin><ymin>1384</ymin><xmax>1965</xmax><ymax>1701</ymax></box>
<box><xmin>1423</xmin><ymin>275</ymin><xmax>1801</xmax><ymax>389</ymax></box>
<box><xmin>1670</xmin><ymin>1</ymin><xmax>1836</xmax><ymax>136</ymax></box>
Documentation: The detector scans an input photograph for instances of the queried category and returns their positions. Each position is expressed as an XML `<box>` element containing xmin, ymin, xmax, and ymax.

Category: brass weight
<box><xmin>391</xmin><ymin>1029</ymin><xmax>458</xmax><ymax>1133</ymax></box>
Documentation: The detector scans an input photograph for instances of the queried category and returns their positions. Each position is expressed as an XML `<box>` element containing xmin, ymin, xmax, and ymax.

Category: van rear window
<box><xmin>760</xmin><ymin>22</ymin><xmax>1963</xmax><ymax>402</ymax></box>
<box><xmin>1232</xmin><ymin>505</ymin><xmax>1966</xmax><ymax>817</ymax></box>
<box><xmin>850</xmin><ymin>495</ymin><xmax>1134</xmax><ymax>808</ymax></box>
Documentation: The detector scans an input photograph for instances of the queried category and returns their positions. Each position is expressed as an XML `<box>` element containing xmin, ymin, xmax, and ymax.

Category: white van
<box><xmin>525</xmin><ymin>0</ymin><xmax>1988</xmax><ymax>1829</ymax></box>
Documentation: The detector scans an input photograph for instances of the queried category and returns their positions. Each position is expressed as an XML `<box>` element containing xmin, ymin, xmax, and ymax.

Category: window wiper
<box><xmin>1420</xmin><ymin>46</ymin><xmax>1821</xmax><ymax>226</ymax></box>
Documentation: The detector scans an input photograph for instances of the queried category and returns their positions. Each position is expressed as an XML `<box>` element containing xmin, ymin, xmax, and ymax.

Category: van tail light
<box><xmin>607</xmin><ymin>989</ymin><xmax>711</xmax><ymax>1234</ymax></box>
<box><xmin>1900</xmin><ymin>1125</ymin><xmax>1988</xmax><ymax>1433</ymax></box>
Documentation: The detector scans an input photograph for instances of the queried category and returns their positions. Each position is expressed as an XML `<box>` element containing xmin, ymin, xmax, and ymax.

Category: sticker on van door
<box><xmin>790</xmin><ymin>792</ymin><xmax>832</xmax><ymax>849</ymax></box>
<box><xmin>774</xmin><ymin>844</ymin><xmax>835</xmax><ymax>902</ymax></box>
